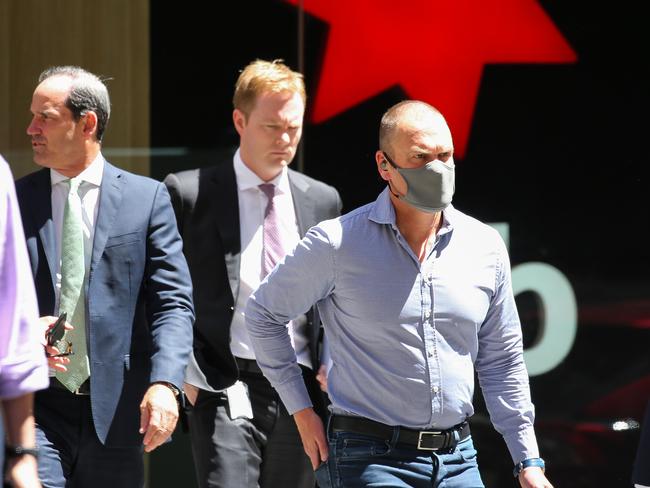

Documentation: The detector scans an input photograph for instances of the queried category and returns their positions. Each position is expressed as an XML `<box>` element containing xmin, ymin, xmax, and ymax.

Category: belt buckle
<box><xmin>417</xmin><ymin>430</ymin><xmax>442</xmax><ymax>451</ymax></box>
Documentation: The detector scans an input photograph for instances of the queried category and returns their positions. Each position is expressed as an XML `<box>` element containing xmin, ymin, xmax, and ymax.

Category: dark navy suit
<box><xmin>16</xmin><ymin>160</ymin><xmax>194</xmax><ymax>487</ymax></box>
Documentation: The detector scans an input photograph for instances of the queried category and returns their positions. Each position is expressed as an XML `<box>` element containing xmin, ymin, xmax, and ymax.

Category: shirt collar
<box><xmin>369</xmin><ymin>186</ymin><xmax>455</xmax><ymax>235</ymax></box>
<box><xmin>50</xmin><ymin>152</ymin><xmax>105</xmax><ymax>187</ymax></box>
<box><xmin>368</xmin><ymin>188</ymin><xmax>396</xmax><ymax>225</ymax></box>
<box><xmin>234</xmin><ymin>148</ymin><xmax>290</xmax><ymax>194</ymax></box>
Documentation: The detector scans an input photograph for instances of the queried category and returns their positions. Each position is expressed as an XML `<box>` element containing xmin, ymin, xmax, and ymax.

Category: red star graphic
<box><xmin>286</xmin><ymin>0</ymin><xmax>577</xmax><ymax>157</ymax></box>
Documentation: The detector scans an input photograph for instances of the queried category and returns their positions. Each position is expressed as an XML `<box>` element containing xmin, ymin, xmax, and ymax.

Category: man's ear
<box><xmin>376</xmin><ymin>150</ymin><xmax>390</xmax><ymax>181</ymax></box>
<box><xmin>233</xmin><ymin>109</ymin><xmax>247</xmax><ymax>136</ymax></box>
<box><xmin>81</xmin><ymin>111</ymin><xmax>98</xmax><ymax>138</ymax></box>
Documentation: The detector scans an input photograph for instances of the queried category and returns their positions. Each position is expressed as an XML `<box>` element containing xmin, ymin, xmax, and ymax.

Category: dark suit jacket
<box><xmin>633</xmin><ymin>400</ymin><xmax>650</xmax><ymax>485</ymax></box>
<box><xmin>164</xmin><ymin>157</ymin><xmax>342</xmax><ymax>391</ymax></box>
<box><xmin>15</xmin><ymin>160</ymin><xmax>194</xmax><ymax>447</ymax></box>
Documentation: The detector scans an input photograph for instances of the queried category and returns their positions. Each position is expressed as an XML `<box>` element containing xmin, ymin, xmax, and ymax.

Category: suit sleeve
<box><xmin>145</xmin><ymin>182</ymin><xmax>195</xmax><ymax>390</ymax></box>
<box><xmin>163</xmin><ymin>173</ymin><xmax>184</xmax><ymax>230</ymax></box>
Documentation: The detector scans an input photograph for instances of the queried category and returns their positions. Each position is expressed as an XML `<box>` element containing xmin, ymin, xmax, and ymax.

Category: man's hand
<box><xmin>293</xmin><ymin>407</ymin><xmax>328</xmax><ymax>469</ymax></box>
<box><xmin>316</xmin><ymin>365</ymin><xmax>328</xmax><ymax>393</ymax></box>
<box><xmin>39</xmin><ymin>316</ymin><xmax>72</xmax><ymax>371</ymax></box>
<box><xmin>4</xmin><ymin>455</ymin><xmax>41</xmax><ymax>488</ymax></box>
<box><xmin>183</xmin><ymin>382</ymin><xmax>199</xmax><ymax>406</ymax></box>
<box><xmin>139</xmin><ymin>383</ymin><xmax>179</xmax><ymax>453</ymax></box>
<box><xmin>519</xmin><ymin>467</ymin><xmax>553</xmax><ymax>488</ymax></box>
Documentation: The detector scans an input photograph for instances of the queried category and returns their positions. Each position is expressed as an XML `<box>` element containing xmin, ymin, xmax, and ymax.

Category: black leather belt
<box><xmin>50</xmin><ymin>377</ymin><xmax>91</xmax><ymax>395</ymax></box>
<box><xmin>235</xmin><ymin>357</ymin><xmax>263</xmax><ymax>375</ymax></box>
<box><xmin>330</xmin><ymin>415</ymin><xmax>470</xmax><ymax>452</ymax></box>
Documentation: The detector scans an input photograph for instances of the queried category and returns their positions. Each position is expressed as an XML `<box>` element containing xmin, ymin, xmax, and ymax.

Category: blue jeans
<box><xmin>315</xmin><ymin>427</ymin><xmax>484</xmax><ymax>488</ymax></box>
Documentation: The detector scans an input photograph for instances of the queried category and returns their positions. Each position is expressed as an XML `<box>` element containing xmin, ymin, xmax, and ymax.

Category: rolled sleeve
<box><xmin>246</xmin><ymin>224</ymin><xmax>336</xmax><ymax>414</ymax></box>
<box><xmin>0</xmin><ymin>354</ymin><xmax>49</xmax><ymax>400</ymax></box>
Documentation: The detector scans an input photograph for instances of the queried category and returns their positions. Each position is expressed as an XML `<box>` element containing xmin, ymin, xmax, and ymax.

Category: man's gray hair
<box><xmin>39</xmin><ymin>66</ymin><xmax>111</xmax><ymax>142</ymax></box>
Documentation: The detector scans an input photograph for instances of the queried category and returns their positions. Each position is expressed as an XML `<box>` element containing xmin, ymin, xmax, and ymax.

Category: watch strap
<box><xmin>513</xmin><ymin>457</ymin><xmax>545</xmax><ymax>478</ymax></box>
<box><xmin>5</xmin><ymin>445</ymin><xmax>39</xmax><ymax>459</ymax></box>
<box><xmin>153</xmin><ymin>381</ymin><xmax>181</xmax><ymax>397</ymax></box>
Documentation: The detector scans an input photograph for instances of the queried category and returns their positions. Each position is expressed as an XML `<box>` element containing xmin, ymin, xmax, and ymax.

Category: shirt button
<box><xmin>425</xmin><ymin>310</ymin><xmax>431</xmax><ymax>318</ymax></box>
<box><xmin>432</xmin><ymin>386</ymin><xmax>439</xmax><ymax>394</ymax></box>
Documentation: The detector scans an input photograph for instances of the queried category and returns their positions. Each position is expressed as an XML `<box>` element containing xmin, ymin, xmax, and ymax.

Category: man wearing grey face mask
<box><xmin>245</xmin><ymin>100</ymin><xmax>553</xmax><ymax>488</ymax></box>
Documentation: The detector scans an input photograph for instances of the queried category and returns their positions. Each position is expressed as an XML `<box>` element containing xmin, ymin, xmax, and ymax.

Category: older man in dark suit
<box><xmin>164</xmin><ymin>59</ymin><xmax>341</xmax><ymax>488</ymax></box>
<box><xmin>16</xmin><ymin>66</ymin><xmax>194</xmax><ymax>488</ymax></box>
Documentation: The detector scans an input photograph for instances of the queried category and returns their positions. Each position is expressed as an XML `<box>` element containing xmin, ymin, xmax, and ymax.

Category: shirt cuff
<box><xmin>274</xmin><ymin>375</ymin><xmax>313</xmax><ymax>415</ymax></box>
<box><xmin>504</xmin><ymin>426</ymin><xmax>540</xmax><ymax>464</ymax></box>
<box><xmin>0</xmin><ymin>356</ymin><xmax>50</xmax><ymax>399</ymax></box>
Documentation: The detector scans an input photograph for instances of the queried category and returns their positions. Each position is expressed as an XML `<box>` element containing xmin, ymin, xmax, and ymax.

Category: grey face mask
<box><xmin>383</xmin><ymin>152</ymin><xmax>455</xmax><ymax>213</ymax></box>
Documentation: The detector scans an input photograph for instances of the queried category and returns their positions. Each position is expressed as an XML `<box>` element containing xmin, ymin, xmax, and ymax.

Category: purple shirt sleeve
<box><xmin>0</xmin><ymin>156</ymin><xmax>49</xmax><ymax>399</ymax></box>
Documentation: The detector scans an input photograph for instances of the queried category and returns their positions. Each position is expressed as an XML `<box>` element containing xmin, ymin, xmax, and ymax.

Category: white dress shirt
<box><xmin>229</xmin><ymin>149</ymin><xmax>311</xmax><ymax>368</ymax></box>
<box><xmin>50</xmin><ymin>154</ymin><xmax>104</xmax><ymax>315</ymax></box>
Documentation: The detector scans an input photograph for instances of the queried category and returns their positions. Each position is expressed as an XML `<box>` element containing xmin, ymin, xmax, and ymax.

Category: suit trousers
<box><xmin>187</xmin><ymin>365</ymin><xmax>320</xmax><ymax>488</ymax></box>
<box><xmin>34</xmin><ymin>387</ymin><xmax>144</xmax><ymax>488</ymax></box>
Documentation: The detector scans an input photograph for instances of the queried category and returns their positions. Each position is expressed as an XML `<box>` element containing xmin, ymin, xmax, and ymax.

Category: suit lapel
<box><xmin>90</xmin><ymin>161</ymin><xmax>124</xmax><ymax>276</ymax></box>
<box><xmin>28</xmin><ymin>169</ymin><xmax>57</xmax><ymax>292</ymax></box>
<box><xmin>288</xmin><ymin>170</ymin><xmax>315</xmax><ymax>236</ymax></box>
<box><xmin>288</xmin><ymin>170</ymin><xmax>322</xmax><ymax>364</ymax></box>
<box><xmin>209</xmin><ymin>162</ymin><xmax>241</xmax><ymax>299</ymax></box>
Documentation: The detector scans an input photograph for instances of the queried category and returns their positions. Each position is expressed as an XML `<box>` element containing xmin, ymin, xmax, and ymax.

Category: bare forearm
<box><xmin>3</xmin><ymin>393</ymin><xmax>37</xmax><ymax>447</ymax></box>
<box><xmin>2</xmin><ymin>393</ymin><xmax>41</xmax><ymax>488</ymax></box>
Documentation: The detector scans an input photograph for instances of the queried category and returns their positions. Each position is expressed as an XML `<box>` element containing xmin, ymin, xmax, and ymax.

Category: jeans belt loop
<box><xmin>442</xmin><ymin>430</ymin><xmax>450</xmax><ymax>450</ymax></box>
<box><xmin>451</xmin><ymin>429</ymin><xmax>460</xmax><ymax>447</ymax></box>
<box><xmin>325</xmin><ymin>414</ymin><xmax>334</xmax><ymax>437</ymax></box>
<box><xmin>390</xmin><ymin>425</ymin><xmax>401</xmax><ymax>447</ymax></box>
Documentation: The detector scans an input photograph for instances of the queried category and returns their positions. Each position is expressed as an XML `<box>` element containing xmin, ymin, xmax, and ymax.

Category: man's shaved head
<box><xmin>379</xmin><ymin>100</ymin><xmax>446</xmax><ymax>153</ymax></box>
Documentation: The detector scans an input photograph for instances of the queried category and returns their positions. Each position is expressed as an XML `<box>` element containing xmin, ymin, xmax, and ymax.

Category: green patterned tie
<box><xmin>56</xmin><ymin>177</ymin><xmax>90</xmax><ymax>392</ymax></box>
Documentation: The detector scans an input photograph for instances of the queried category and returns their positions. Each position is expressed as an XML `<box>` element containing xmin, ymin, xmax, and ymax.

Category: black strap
<box><xmin>4</xmin><ymin>445</ymin><xmax>39</xmax><ymax>459</ymax></box>
<box><xmin>234</xmin><ymin>357</ymin><xmax>264</xmax><ymax>375</ymax></box>
<box><xmin>50</xmin><ymin>377</ymin><xmax>90</xmax><ymax>395</ymax></box>
<box><xmin>330</xmin><ymin>415</ymin><xmax>470</xmax><ymax>452</ymax></box>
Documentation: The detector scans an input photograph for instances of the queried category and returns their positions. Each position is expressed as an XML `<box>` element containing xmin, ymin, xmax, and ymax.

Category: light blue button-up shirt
<box><xmin>246</xmin><ymin>188</ymin><xmax>539</xmax><ymax>463</ymax></box>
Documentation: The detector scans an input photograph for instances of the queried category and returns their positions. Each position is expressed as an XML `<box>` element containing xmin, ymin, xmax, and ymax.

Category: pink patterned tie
<box><xmin>259</xmin><ymin>183</ymin><xmax>285</xmax><ymax>278</ymax></box>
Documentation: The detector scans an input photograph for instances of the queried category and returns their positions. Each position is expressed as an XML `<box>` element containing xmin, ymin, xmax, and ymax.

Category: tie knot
<box><xmin>67</xmin><ymin>177</ymin><xmax>82</xmax><ymax>193</ymax></box>
<box><xmin>258</xmin><ymin>183</ymin><xmax>275</xmax><ymax>199</ymax></box>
